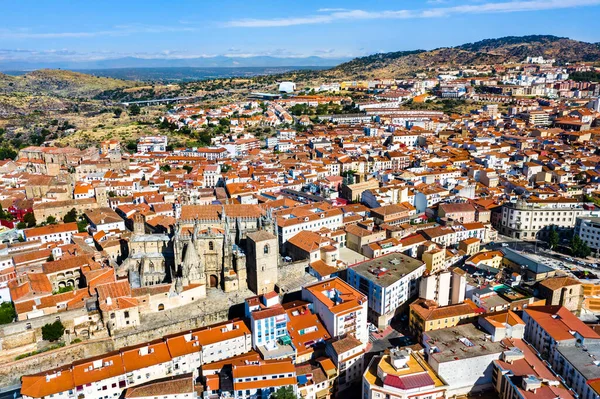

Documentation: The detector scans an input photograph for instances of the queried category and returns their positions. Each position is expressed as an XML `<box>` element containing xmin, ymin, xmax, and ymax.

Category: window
<box><xmin>264</xmin><ymin>244</ymin><xmax>270</xmax><ymax>254</ymax></box>
<box><xmin>208</xmin><ymin>241</ymin><xmax>214</xmax><ymax>251</ymax></box>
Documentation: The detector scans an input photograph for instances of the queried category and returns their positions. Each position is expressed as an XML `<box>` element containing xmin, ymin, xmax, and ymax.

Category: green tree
<box><xmin>54</xmin><ymin>286</ymin><xmax>74</xmax><ymax>295</ymax></box>
<box><xmin>548</xmin><ymin>228</ymin><xmax>559</xmax><ymax>250</ymax></box>
<box><xmin>23</xmin><ymin>212</ymin><xmax>36</xmax><ymax>228</ymax></box>
<box><xmin>129</xmin><ymin>104</ymin><xmax>141</xmax><ymax>116</ymax></box>
<box><xmin>0</xmin><ymin>302</ymin><xmax>16</xmax><ymax>324</ymax></box>
<box><xmin>0</xmin><ymin>147</ymin><xmax>17</xmax><ymax>160</ymax></box>
<box><xmin>46</xmin><ymin>216</ymin><xmax>57</xmax><ymax>225</ymax></box>
<box><xmin>271</xmin><ymin>386</ymin><xmax>297</xmax><ymax>399</ymax></box>
<box><xmin>182</xmin><ymin>165</ymin><xmax>193</xmax><ymax>173</ymax></box>
<box><xmin>160</xmin><ymin>164</ymin><xmax>171</xmax><ymax>172</ymax></box>
<box><xmin>41</xmin><ymin>320</ymin><xmax>65</xmax><ymax>342</ymax></box>
<box><xmin>125</xmin><ymin>141</ymin><xmax>137</xmax><ymax>152</ymax></box>
<box><xmin>571</xmin><ymin>234</ymin><xmax>592</xmax><ymax>258</ymax></box>
<box><xmin>63</xmin><ymin>208</ymin><xmax>78</xmax><ymax>223</ymax></box>
<box><xmin>16</xmin><ymin>221</ymin><xmax>26</xmax><ymax>229</ymax></box>
<box><xmin>113</xmin><ymin>108</ymin><xmax>123</xmax><ymax>118</ymax></box>
<box><xmin>77</xmin><ymin>219</ymin><xmax>89</xmax><ymax>233</ymax></box>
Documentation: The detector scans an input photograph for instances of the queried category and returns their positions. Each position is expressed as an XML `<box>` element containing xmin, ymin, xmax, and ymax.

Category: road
<box><xmin>0</xmin><ymin>386</ymin><xmax>20</xmax><ymax>399</ymax></box>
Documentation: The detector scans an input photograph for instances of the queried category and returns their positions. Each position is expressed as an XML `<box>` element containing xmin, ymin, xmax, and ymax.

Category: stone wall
<box><xmin>278</xmin><ymin>259</ymin><xmax>309</xmax><ymax>282</ymax></box>
<box><xmin>0</xmin><ymin>264</ymin><xmax>315</xmax><ymax>388</ymax></box>
<box><xmin>113</xmin><ymin>307</ymin><xmax>230</xmax><ymax>348</ymax></box>
<box><xmin>0</xmin><ymin>338</ymin><xmax>114</xmax><ymax>387</ymax></box>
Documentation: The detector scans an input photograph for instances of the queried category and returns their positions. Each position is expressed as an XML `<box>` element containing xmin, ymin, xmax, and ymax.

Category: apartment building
<box><xmin>245</xmin><ymin>292</ymin><xmax>293</xmax><ymax>360</ymax></box>
<box><xmin>498</xmin><ymin>198</ymin><xmax>591</xmax><ymax>240</ymax></box>
<box><xmin>522</xmin><ymin>305</ymin><xmax>600</xmax><ymax>399</ymax></box>
<box><xmin>21</xmin><ymin>319</ymin><xmax>251</xmax><ymax>399</ymax></box>
<box><xmin>347</xmin><ymin>253</ymin><xmax>426</xmax><ymax>328</ymax></box>
<box><xmin>326</xmin><ymin>335</ymin><xmax>366</xmax><ymax>392</ymax></box>
<box><xmin>302</xmin><ymin>278</ymin><xmax>369</xmax><ymax>345</ymax></box>
<box><xmin>229</xmin><ymin>359</ymin><xmax>297</xmax><ymax>399</ymax></box>
<box><xmin>137</xmin><ymin>136</ymin><xmax>168</xmax><ymax>153</ymax></box>
<box><xmin>492</xmin><ymin>339</ymin><xmax>576</xmax><ymax>399</ymax></box>
<box><xmin>575</xmin><ymin>216</ymin><xmax>600</xmax><ymax>251</ymax></box>
<box><xmin>409</xmin><ymin>298</ymin><xmax>481</xmax><ymax>339</ymax></box>
<box><xmin>296</xmin><ymin>358</ymin><xmax>337</xmax><ymax>399</ymax></box>
<box><xmin>276</xmin><ymin>203</ymin><xmax>344</xmax><ymax>244</ymax></box>
<box><xmin>419</xmin><ymin>268</ymin><xmax>466</xmax><ymax>307</ymax></box>
<box><xmin>422</xmin><ymin>324</ymin><xmax>506</xmax><ymax>396</ymax></box>
<box><xmin>362</xmin><ymin>348</ymin><xmax>446</xmax><ymax>399</ymax></box>
<box><xmin>22</xmin><ymin>222</ymin><xmax>79</xmax><ymax>244</ymax></box>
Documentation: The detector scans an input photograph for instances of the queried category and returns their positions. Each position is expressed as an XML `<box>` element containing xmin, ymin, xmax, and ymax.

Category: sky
<box><xmin>1</xmin><ymin>0</ymin><xmax>600</xmax><ymax>64</ymax></box>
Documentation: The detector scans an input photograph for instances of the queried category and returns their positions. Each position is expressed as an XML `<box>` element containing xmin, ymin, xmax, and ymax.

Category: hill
<box><xmin>0</xmin><ymin>69</ymin><xmax>136</xmax><ymax>98</ymax></box>
<box><xmin>323</xmin><ymin>35</ymin><xmax>600</xmax><ymax>79</ymax></box>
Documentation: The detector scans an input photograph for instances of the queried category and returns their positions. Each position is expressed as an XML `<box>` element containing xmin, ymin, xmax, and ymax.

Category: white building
<box><xmin>22</xmin><ymin>222</ymin><xmax>79</xmax><ymax>244</ymax></box>
<box><xmin>302</xmin><ymin>278</ymin><xmax>369</xmax><ymax>345</ymax></box>
<box><xmin>347</xmin><ymin>253</ymin><xmax>426</xmax><ymax>329</ymax></box>
<box><xmin>137</xmin><ymin>136</ymin><xmax>168</xmax><ymax>153</ymax></box>
<box><xmin>362</xmin><ymin>348</ymin><xmax>447</xmax><ymax>399</ymax></box>
<box><xmin>278</xmin><ymin>82</ymin><xmax>296</xmax><ymax>93</ymax></box>
<box><xmin>574</xmin><ymin>216</ymin><xmax>600</xmax><ymax>251</ymax></box>
<box><xmin>499</xmin><ymin>198</ymin><xmax>593</xmax><ymax>240</ymax></box>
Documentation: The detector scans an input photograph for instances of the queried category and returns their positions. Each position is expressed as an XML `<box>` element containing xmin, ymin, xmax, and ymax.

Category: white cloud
<box><xmin>0</xmin><ymin>24</ymin><xmax>197</xmax><ymax>40</ymax></box>
<box><xmin>225</xmin><ymin>0</ymin><xmax>600</xmax><ymax>27</ymax></box>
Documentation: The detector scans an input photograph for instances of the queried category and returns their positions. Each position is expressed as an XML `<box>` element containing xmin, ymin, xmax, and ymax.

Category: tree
<box><xmin>47</xmin><ymin>254</ymin><xmax>54</xmax><ymax>262</ymax></box>
<box><xmin>63</xmin><ymin>208</ymin><xmax>78</xmax><ymax>223</ymax></box>
<box><xmin>0</xmin><ymin>147</ymin><xmax>17</xmax><ymax>160</ymax></box>
<box><xmin>570</xmin><ymin>234</ymin><xmax>592</xmax><ymax>258</ymax></box>
<box><xmin>0</xmin><ymin>302</ymin><xmax>16</xmax><ymax>325</ymax></box>
<box><xmin>271</xmin><ymin>386</ymin><xmax>296</xmax><ymax>399</ymax></box>
<box><xmin>548</xmin><ymin>228</ymin><xmax>559</xmax><ymax>250</ymax></box>
<box><xmin>77</xmin><ymin>219</ymin><xmax>89</xmax><ymax>233</ymax></box>
<box><xmin>129</xmin><ymin>104</ymin><xmax>141</xmax><ymax>116</ymax></box>
<box><xmin>16</xmin><ymin>221</ymin><xmax>26</xmax><ymax>229</ymax></box>
<box><xmin>160</xmin><ymin>164</ymin><xmax>171</xmax><ymax>172</ymax></box>
<box><xmin>42</xmin><ymin>320</ymin><xmax>65</xmax><ymax>342</ymax></box>
<box><xmin>113</xmin><ymin>108</ymin><xmax>123</xmax><ymax>118</ymax></box>
<box><xmin>23</xmin><ymin>212</ymin><xmax>36</xmax><ymax>228</ymax></box>
<box><xmin>182</xmin><ymin>165</ymin><xmax>193</xmax><ymax>173</ymax></box>
<box><xmin>46</xmin><ymin>216</ymin><xmax>57</xmax><ymax>225</ymax></box>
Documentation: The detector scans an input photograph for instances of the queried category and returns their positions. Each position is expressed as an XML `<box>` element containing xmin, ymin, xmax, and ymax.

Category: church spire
<box><xmin>182</xmin><ymin>241</ymin><xmax>204</xmax><ymax>285</ymax></box>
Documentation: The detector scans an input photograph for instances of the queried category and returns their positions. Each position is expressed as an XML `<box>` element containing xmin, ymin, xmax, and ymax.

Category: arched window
<box><xmin>158</xmin><ymin>304</ymin><xmax>165</xmax><ymax>311</ymax></box>
<box><xmin>264</xmin><ymin>245</ymin><xmax>270</xmax><ymax>254</ymax></box>
<box><xmin>209</xmin><ymin>241</ymin><xmax>214</xmax><ymax>251</ymax></box>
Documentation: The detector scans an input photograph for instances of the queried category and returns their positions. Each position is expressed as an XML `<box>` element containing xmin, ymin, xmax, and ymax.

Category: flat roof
<box><xmin>425</xmin><ymin>324</ymin><xmax>505</xmax><ymax>363</ymax></box>
<box><xmin>349</xmin><ymin>253</ymin><xmax>424</xmax><ymax>287</ymax></box>
<box><xmin>556</xmin><ymin>343</ymin><xmax>600</xmax><ymax>381</ymax></box>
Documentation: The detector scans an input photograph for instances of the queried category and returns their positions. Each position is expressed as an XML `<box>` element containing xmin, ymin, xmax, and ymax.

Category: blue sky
<box><xmin>1</xmin><ymin>0</ymin><xmax>600</xmax><ymax>63</ymax></box>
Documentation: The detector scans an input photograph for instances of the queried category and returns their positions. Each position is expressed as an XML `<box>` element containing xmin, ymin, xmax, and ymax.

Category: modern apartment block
<box><xmin>302</xmin><ymin>278</ymin><xmax>369</xmax><ymax>344</ymax></box>
<box><xmin>347</xmin><ymin>253</ymin><xmax>425</xmax><ymax>328</ymax></box>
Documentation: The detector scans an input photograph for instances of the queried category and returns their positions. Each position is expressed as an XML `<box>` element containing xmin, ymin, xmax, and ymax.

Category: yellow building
<box><xmin>465</xmin><ymin>250</ymin><xmax>504</xmax><ymax>270</ymax></box>
<box><xmin>362</xmin><ymin>348</ymin><xmax>446</xmax><ymax>399</ymax></box>
<box><xmin>409</xmin><ymin>298</ymin><xmax>480</xmax><ymax>339</ymax></box>
<box><xmin>458</xmin><ymin>237</ymin><xmax>480</xmax><ymax>255</ymax></box>
<box><xmin>422</xmin><ymin>248</ymin><xmax>446</xmax><ymax>273</ymax></box>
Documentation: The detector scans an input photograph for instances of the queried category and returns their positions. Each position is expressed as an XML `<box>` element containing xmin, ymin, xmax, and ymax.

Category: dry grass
<box><xmin>55</xmin><ymin>106</ymin><xmax>187</xmax><ymax>147</ymax></box>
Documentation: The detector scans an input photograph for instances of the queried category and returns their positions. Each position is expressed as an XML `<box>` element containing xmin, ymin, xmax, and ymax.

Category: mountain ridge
<box><xmin>322</xmin><ymin>35</ymin><xmax>600</xmax><ymax>79</ymax></box>
<box><xmin>0</xmin><ymin>55</ymin><xmax>350</xmax><ymax>72</ymax></box>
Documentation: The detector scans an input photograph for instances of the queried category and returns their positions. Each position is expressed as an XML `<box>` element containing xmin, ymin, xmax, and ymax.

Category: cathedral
<box><xmin>172</xmin><ymin>204</ymin><xmax>277</xmax><ymax>294</ymax></box>
<box><xmin>119</xmin><ymin>204</ymin><xmax>279</xmax><ymax>298</ymax></box>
